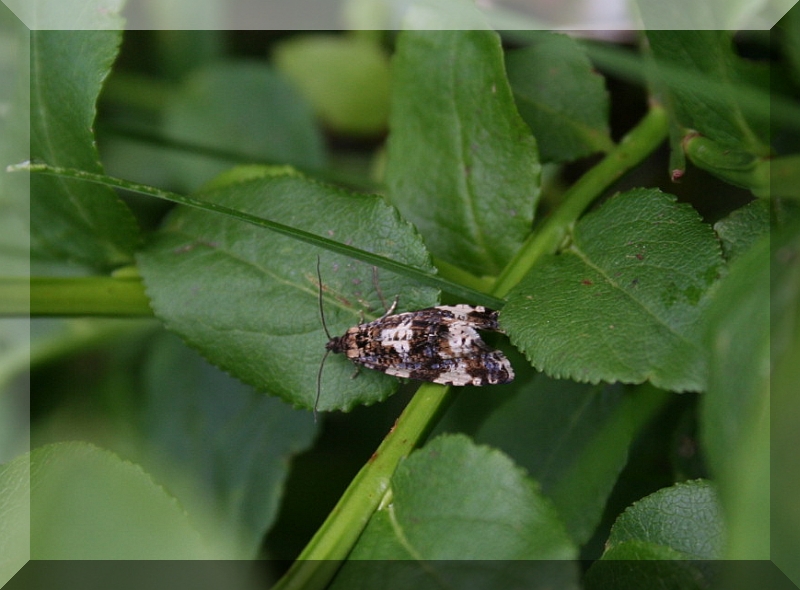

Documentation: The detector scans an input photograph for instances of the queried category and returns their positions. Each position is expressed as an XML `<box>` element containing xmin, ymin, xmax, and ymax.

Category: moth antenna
<box><xmin>315</xmin><ymin>348</ymin><xmax>332</xmax><ymax>422</ymax></box>
<box><xmin>317</xmin><ymin>255</ymin><xmax>332</xmax><ymax>340</ymax></box>
<box><xmin>315</xmin><ymin>255</ymin><xmax>333</xmax><ymax>422</ymax></box>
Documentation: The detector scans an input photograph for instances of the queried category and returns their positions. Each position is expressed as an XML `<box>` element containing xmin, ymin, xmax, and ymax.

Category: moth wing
<box><xmin>433</xmin><ymin>320</ymin><xmax>494</xmax><ymax>359</ymax></box>
<box><xmin>337</xmin><ymin>306</ymin><xmax>514</xmax><ymax>386</ymax></box>
<box><xmin>432</xmin><ymin>305</ymin><xmax>503</xmax><ymax>332</ymax></box>
<box><xmin>348</xmin><ymin>351</ymin><xmax>404</xmax><ymax>373</ymax></box>
<box><xmin>394</xmin><ymin>351</ymin><xmax>514</xmax><ymax>386</ymax></box>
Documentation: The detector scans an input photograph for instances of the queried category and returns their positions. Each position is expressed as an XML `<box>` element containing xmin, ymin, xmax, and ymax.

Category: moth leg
<box><xmin>377</xmin><ymin>295</ymin><xmax>399</xmax><ymax>320</ymax></box>
<box><xmin>350</xmin><ymin>365</ymin><xmax>361</xmax><ymax>379</ymax></box>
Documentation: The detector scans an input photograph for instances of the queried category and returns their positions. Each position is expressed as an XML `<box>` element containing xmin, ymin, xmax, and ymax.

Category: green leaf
<box><xmin>135</xmin><ymin>332</ymin><xmax>317</xmax><ymax>556</ymax></box>
<box><xmin>273</xmin><ymin>34</ymin><xmax>390</xmax><ymax>136</ymax></box>
<box><xmin>386</xmin><ymin>30</ymin><xmax>540</xmax><ymax>277</ymax></box>
<box><xmin>713</xmin><ymin>198</ymin><xmax>770</xmax><ymax>262</ymax></box>
<box><xmin>506</xmin><ymin>32</ymin><xmax>614</xmax><ymax>163</ymax></box>
<box><xmin>702</xmin><ymin>232</ymin><xmax>770</xmax><ymax>560</ymax></box>
<box><xmin>137</xmin><ymin>170</ymin><xmax>438</xmax><ymax>414</ymax></box>
<box><xmin>645</xmin><ymin>31</ymin><xmax>770</xmax><ymax>153</ymax></box>
<box><xmin>28</xmin><ymin>442</ymin><xmax>229</xmax><ymax>559</ymax></box>
<box><xmin>605</xmin><ymin>480</ymin><xmax>725</xmax><ymax>559</ymax></box>
<box><xmin>502</xmin><ymin>188</ymin><xmax>723</xmax><ymax>392</ymax></box>
<box><xmin>477</xmin><ymin>377</ymin><xmax>671</xmax><ymax>545</ymax></box>
<box><xmin>331</xmin><ymin>434</ymin><xmax>578</xmax><ymax>587</ymax></box>
<box><xmin>162</xmin><ymin>61</ymin><xmax>326</xmax><ymax>191</ymax></box>
<box><xmin>0</xmin><ymin>449</ymin><xmax>28</xmax><ymax>586</ymax></box>
<box><xmin>585</xmin><ymin>480</ymin><xmax>724</xmax><ymax>590</ymax></box>
<box><xmin>585</xmin><ymin>544</ymin><xmax>713</xmax><ymax>590</ymax></box>
<box><xmin>30</xmin><ymin>29</ymin><xmax>140</xmax><ymax>269</ymax></box>
<box><xmin>21</xmin><ymin>324</ymin><xmax>314</xmax><ymax>559</ymax></box>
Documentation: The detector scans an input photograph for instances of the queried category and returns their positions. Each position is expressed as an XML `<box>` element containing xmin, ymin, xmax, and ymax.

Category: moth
<box><xmin>315</xmin><ymin>259</ymin><xmax>514</xmax><ymax>416</ymax></box>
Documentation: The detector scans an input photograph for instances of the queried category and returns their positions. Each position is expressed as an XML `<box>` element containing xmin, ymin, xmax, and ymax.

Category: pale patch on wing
<box><xmin>442</xmin><ymin>322</ymin><xmax>483</xmax><ymax>356</ymax></box>
<box><xmin>383</xmin><ymin>366</ymin><xmax>412</xmax><ymax>379</ymax></box>
<box><xmin>378</xmin><ymin>319</ymin><xmax>415</xmax><ymax>354</ymax></box>
<box><xmin>430</xmin><ymin>359</ymin><xmax>477</xmax><ymax>386</ymax></box>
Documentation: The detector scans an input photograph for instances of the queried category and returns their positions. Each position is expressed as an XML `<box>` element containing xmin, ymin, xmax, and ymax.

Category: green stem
<box><xmin>272</xmin><ymin>383</ymin><xmax>453</xmax><ymax>590</ymax></box>
<box><xmin>272</xmin><ymin>104</ymin><xmax>670</xmax><ymax>590</ymax></box>
<box><xmin>493</xmin><ymin>103</ymin><xmax>669</xmax><ymax>297</ymax></box>
<box><xmin>10</xmin><ymin>162</ymin><xmax>503</xmax><ymax>309</ymax></box>
<box><xmin>432</xmin><ymin>257</ymin><xmax>495</xmax><ymax>296</ymax></box>
<box><xmin>1</xmin><ymin>277</ymin><xmax>152</xmax><ymax>316</ymax></box>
